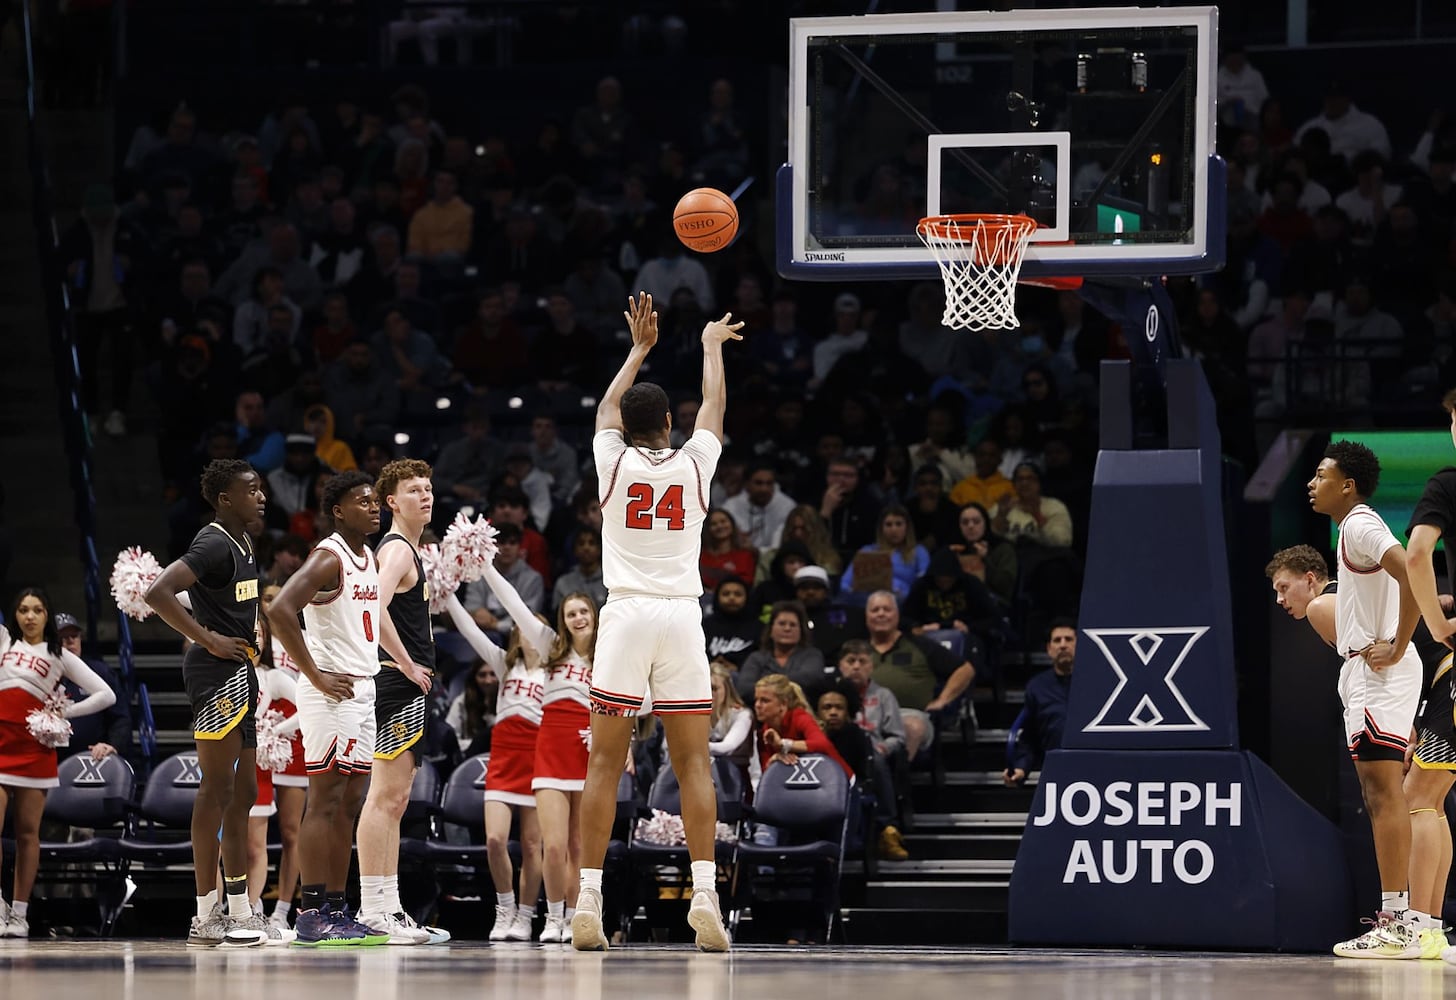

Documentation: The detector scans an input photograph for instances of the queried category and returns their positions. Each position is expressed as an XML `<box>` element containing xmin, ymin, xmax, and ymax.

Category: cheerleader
<box><xmin>444</xmin><ymin>590</ymin><xmax>544</xmax><ymax>943</ymax></box>
<box><xmin>245</xmin><ymin>584</ymin><xmax>303</xmax><ymax>930</ymax></box>
<box><xmin>0</xmin><ymin>587</ymin><xmax>116</xmax><ymax>938</ymax></box>
<box><xmin>483</xmin><ymin>563</ymin><xmax>598</xmax><ymax>944</ymax></box>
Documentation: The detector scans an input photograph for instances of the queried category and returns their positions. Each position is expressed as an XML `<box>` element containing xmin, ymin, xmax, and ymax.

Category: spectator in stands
<box><xmin>484</xmin><ymin>204</ymin><xmax>559</xmax><ymax>294</ymax></box>
<box><xmin>446</xmin><ymin>660</ymin><xmax>499</xmax><ymax>758</ymax></box>
<box><xmin>709</xmin><ymin>660</ymin><xmax>753</xmax><ymax>772</ymax></box>
<box><xmin>840</xmin><ymin>504</ymin><xmax>930</xmax><ymax>601</ymax></box>
<box><xmin>301</xmin><ymin>404</ymin><xmax>356</xmax><ymax>472</ymax></box>
<box><xmin>1257</xmin><ymin>171</ymin><xmax>1316</xmax><ymax>253</ymax></box>
<box><xmin>284</xmin><ymin>173</ymin><xmax>329</xmax><ymax>243</ymax></box>
<box><xmin>898</xmin><ymin>283</ymin><xmax>966</xmax><ymax>380</ymax></box>
<box><xmin>816</xmin><ymin>679</ymin><xmax>907</xmax><ymax>860</ymax></box>
<box><xmin>384</xmin><ymin>0</ymin><xmax>495</xmax><ymax>67</ymax></box>
<box><xmin>232</xmin><ymin>266</ymin><xmax>301</xmax><ymax>360</ymax></box>
<box><xmin>1334</xmin><ymin>274</ymin><xmax>1405</xmax><ymax>379</ymax></box>
<box><xmin>722</xmin><ymin>461</ymin><xmax>797</xmax><ymax>550</ymax></box>
<box><xmin>904</xmin><ymin>547</ymin><xmax>1003</xmax><ymax>641</ymax></box>
<box><xmin>233</xmin><ymin>390</ymin><xmax>285</xmax><ymax>474</ymax></box>
<box><xmin>347</xmin><ymin>224</ymin><xmax>404</xmax><ymax>319</ymax></box>
<box><xmin>1404</xmin><ymin>144</ymin><xmax>1456</xmax><ymax>250</ymax></box>
<box><xmin>407</xmin><ymin>168</ymin><xmax>473</xmax><ymax>264</ymax></box>
<box><xmin>635</xmin><ymin>238</ymin><xmax>714</xmax><ymax>313</ymax></box>
<box><xmin>386</xmin><ymin>259</ymin><xmax>443</xmax><ymax>338</ymax></box>
<box><xmin>812</xmin><ymin>293</ymin><xmax>869</xmax><ymax>389</ymax></box>
<box><xmin>54</xmin><ymin>613</ymin><xmax>131</xmax><ymax>762</ymax></box>
<box><xmin>1285</xmin><ymin>205</ymin><xmax>1355</xmax><ymax>301</ymax></box>
<box><xmin>570</xmin><ymin>75</ymin><xmax>633</xmax><ymax>189</ymax></box>
<box><xmin>309</xmin><ymin>293</ymin><xmax>358</xmax><ymax>366</ymax></box>
<box><xmin>307</xmin><ymin>198</ymin><xmax>368</xmax><ymax>288</ymax></box>
<box><xmin>796</xmin><ymin>564</ymin><xmax>865</xmax><ymax>657</ymax></box>
<box><xmin>393</xmin><ymin>138</ymin><xmax>430</xmax><ymax>216</ymax></box>
<box><xmin>1335</xmin><ymin>151</ymin><xmax>1402</xmax><ymax>247</ymax></box>
<box><xmin>1004</xmin><ymin>620</ymin><xmax>1077</xmax><ymax>785</ymax></box>
<box><xmin>321</xmin><ymin>339</ymin><xmax>401</xmax><ymax>446</ymax></box>
<box><xmin>819</xmin><ymin>458</ymin><xmax>879</xmax><ymax>566</ymax></box>
<box><xmin>461</xmin><ymin>523</ymin><xmax>543</xmax><ymax>644</ymax></box>
<box><xmin>451</xmin><ymin>288</ymin><xmax>529</xmax><ymax>390</ymax></box>
<box><xmin>216</xmin><ymin>221</ymin><xmax>323</xmax><ymax>311</ymax></box>
<box><xmin>266</xmin><ymin>434</ymin><xmax>328</xmax><ymax>532</ymax></box>
<box><xmin>993</xmin><ymin>463</ymin><xmax>1074</xmax><ymax>549</ymax></box>
<box><xmin>61</xmin><ymin>183</ymin><xmax>145</xmax><ymax>438</ymax></box>
<box><xmin>528</xmin><ymin>289</ymin><xmax>600</xmax><ymax>390</ymax></box>
<box><xmin>750</xmin><ymin>290</ymin><xmax>814</xmax><ymax>388</ymax></box>
<box><xmin>905</xmin><ymin>463</ymin><xmax>960</xmax><ymax>553</ymax></box>
<box><xmin>909</xmin><ymin>402</ymin><xmax>974</xmax><ymax>492</ymax></box>
<box><xmin>694</xmin><ymin>78</ymin><xmax>749</xmax><ymax>189</ymax></box>
<box><xmin>749</xmin><ymin>541</ymin><xmax>811</xmax><ymax>618</ymax></box>
<box><xmin>502</xmin><ymin>447</ymin><xmax>552</xmax><ymax>534</ymax></box>
<box><xmin>528</xmin><ymin>415</ymin><xmax>580</xmax><ymax>506</ymax></box>
<box><xmin>370</xmin><ymin>304</ymin><xmax>449</xmax><ymax>417</ymax></box>
<box><xmin>551</xmin><ymin>527</ymin><xmax>607</xmax><ymax>614</ymax></box>
<box><xmin>219</xmin><ymin>173</ymin><xmax>266</xmax><ymax>260</ymax></box>
<box><xmin>703</xmin><ymin>577</ymin><xmax>760</xmax><ymax>668</ymax></box>
<box><xmin>155</xmin><ymin>258</ymin><xmax>230</xmax><ymax>353</ymax></box>
<box><xmin>139</xmin><ymin>105</ymin><xmax>221</xmax><ymax>195</ymax></box>
<box><xmin>563</xmin><ymin>251</ymin><xmax>627</xmax><ymax>338</ymax></box>
<box><xmin>735</xmin><ymin>601</ymin><xmax>832</xmax><ymax>702</ymax></box>
<box><xmin>865</xmin><ymin>590</ymin><xmax>975</xmax><ymax>760</ymax></box>
<box><xmin>1293</xmin><ymin>80</ymin><xmax>1392</xmax><ymax>164</ymax></box>
<box><xmin>701</xmin><ymin>509</ymin><xmax>757</xmax><ymax>592</ymax></box>
<box><xmin>949</xmin><ymin>439</ymin><xmax>1013</xmax><ymax>509</ymax></box>
<box><xmin>263</xmin><ymin>533</ymin><xmax>308</xmax><ymax>583</ymax></box>
<box><xmin>490</xmin><ymin>488</ymin><xmax>552</xmax><ymax>587</ymax></box>
<box><xmin>1217</xmin><ymin>42</ymin><xmax>1268</xmax><ymax>128</ymax></box>
<box><xmin>837</xmin><ymin>639</ymin><xmax>906</xmax><ymax>762</ymax></box>
<box><xmin>751</xmin><ymin>674</ymin><xmax>851</xmax><ymax>783</ymax></box>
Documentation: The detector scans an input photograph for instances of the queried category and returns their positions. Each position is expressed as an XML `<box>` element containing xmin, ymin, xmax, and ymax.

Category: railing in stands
<box><xmin>20</xmin><ymin>3</ymin><xmax>112</xmax><ymax>680</ymax></box>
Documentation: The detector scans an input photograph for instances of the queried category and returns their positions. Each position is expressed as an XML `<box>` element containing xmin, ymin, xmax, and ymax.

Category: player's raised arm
<box><xmin>596</xmin><ymin>292</ymin><xmax>659</xmax><ymax>435</ymax></box>
<box><xmin>695</xmin><ymin>312</ymin><xmax>745</xmax><ymax>441</ymax></box>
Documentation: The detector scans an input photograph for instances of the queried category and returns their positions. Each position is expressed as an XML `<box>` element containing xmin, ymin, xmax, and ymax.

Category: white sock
<box><xmin>547</xmin><ymin>899</ymin><xmax>564</xmax><ymax>919</ymax></box>
<box><xmin>1381</xmin><ymin>891</ymin><xmax>1410</xmax><ymax>918</ymax></box>
<box><xmin>197</xmin><ymin>889</ymin><xmax>219</xmax><ymax>920</ymax></box>
<box><xmin>690</xmin><ymin>860</ymin><xmax>716</xmax><ymax>895</ymax></box>
<box><xmin>517</xmin><ymin>904</ymin><xmax>535</xmax><ymax>921</ymax></box>
<box><xmin>497</xmin><ymin>891</ymin><xmax>516</xmax><ymax>909</ymax></box>
<box><xmin>1408</xmin><ymin>908</ymin><xmax>1432</xmax><ymax>930</ymax></box>
<box><xmin>274</xmin><ymin>900</ymin><xmax>292</xmax><ymax>919</ymax></box>
<box><xmin>564</xmin><ymin>906</ymin><xmax>576</xmax><ymax>922</ymax></box>
<box><xmin>580</xmin><ymin>868</ymin><xmax>603</xmax><ymax>896</ymax></box>
<box><xmin>226</xmin><ymin>890</ymin><xmax>251</xmax><ymax>919</ymax></box>
<box><xmin>382</xmin><ymin>874</ymin><xmax>402</xmax><ymax>915</ymax></box>
<box><xmin>360</xmin><ymin>875</ymin><xmax>386</xmax><ymax>913</ymax></box>
<box><xmin>11</xmin><ymin>901</ymin><xmax>28</xmax><ymax>920</ymax></box>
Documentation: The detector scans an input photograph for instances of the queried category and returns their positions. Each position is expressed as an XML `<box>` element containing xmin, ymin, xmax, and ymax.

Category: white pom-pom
<box><xmin>714</xmin><ymin>821</ymin><xmax>738</xmax><ymax>844</ymax></box>
<box><xmin>110</xmin><ymin>546</ymin><xmax>163</xmax><ymax>620</ymax></box>
<box><xmin>634</xmin><ymin>808</ymin><xmax>688</xmax><ymax>846</ymax></box>
<box><xmin>441</xmin><ymin>513</ymin><xmax>499</xmax><ymax>583</ymax></box>
<box><xmin>420</xmin><ymin>543</ymin><xmax>462</xmax><ymax>614</ymax></box>
<box><xmin>26</xmin><ymin>687</ymin><xmax>73</xmax><ymax>748</ymax></box>
<box><xmin>255</xmin><ymin>709</ymin><xmax>294</xmax><ymax>772</ymax></box>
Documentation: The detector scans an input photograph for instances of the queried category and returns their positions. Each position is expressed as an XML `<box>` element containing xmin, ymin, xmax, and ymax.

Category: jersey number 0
<box><xmin>624</xmin><ymin>483</ymin><xmax>686</xmax><ymax>530</ymax></box>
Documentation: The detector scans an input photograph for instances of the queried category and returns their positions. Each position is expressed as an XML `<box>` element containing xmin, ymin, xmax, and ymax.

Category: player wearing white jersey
<box><xmin>572</xmin><ymin>292</ymin><xmax>742</xmax><ymax>953</ymax></box>
<box><xmin>0</xmin><ymin>587</ymin><xmax>116</xmax><ymax>939</ymax></box>
<box><xmin>257</xmin><ymin>582</ymin><xmax>306</xmax><ymax>933</ymax></box>
<box><xmin>1310</xmin><ymin>442</ymin><xmax>1423</xmax><ymax>959</ymax></box>
<box><xmin>267</xmin><ymin>471</ymin><xmax>420</xmax><ymax>948</ymax></box>
<box><xmin>445</xmin><ymin>590</ymin><xmax>545</xmax><ymax>942</ymax></box>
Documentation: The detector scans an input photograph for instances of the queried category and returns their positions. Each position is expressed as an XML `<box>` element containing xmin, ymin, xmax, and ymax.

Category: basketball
<box><xmin>673</xmin><ymin>187</ymin><xmax>738</xmax><ymax>253</ymax></box>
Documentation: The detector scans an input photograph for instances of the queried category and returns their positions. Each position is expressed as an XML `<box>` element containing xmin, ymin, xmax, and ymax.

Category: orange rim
<box><xmin>918</xmin><ymin>214</ymin><xmax>1038</xmax><ymax>265</ymax></box>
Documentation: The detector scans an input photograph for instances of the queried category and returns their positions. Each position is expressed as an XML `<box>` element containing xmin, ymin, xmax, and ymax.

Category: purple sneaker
<box><xmin>292</xmin><ymin>906</ymin><xmax>367</xmax><ymax>947</ymax></box>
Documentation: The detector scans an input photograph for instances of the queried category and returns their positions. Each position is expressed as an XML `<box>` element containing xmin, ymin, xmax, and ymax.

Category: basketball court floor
<box><xmin>0</xmin><ymin>942</ymin><xmax>1451</xmax><ymax>1000</ymax></box>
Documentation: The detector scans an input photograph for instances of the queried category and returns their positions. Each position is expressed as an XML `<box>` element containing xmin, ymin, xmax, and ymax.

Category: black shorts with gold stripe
<box><xmin>183</xmin><ymin>649</ymin><xmax>259</xmax><ymax>747</ymax></box>
<box><xmin>1414</xmin><ymin>652</ymin><xmax>1456</xmax><ymax>770</ymax></box>
<box><xmin>374</xmin><ymin>663</ymin><xmax>426</xmax><ymax>762</ymax></box>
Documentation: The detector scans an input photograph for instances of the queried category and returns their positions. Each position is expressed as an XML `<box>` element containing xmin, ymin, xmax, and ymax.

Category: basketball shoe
<box><xmin>1332</xmin><ymin>913</ymin><xmax>1420</xmax><ymax>959</ymax></box>
<box><xmin>489</xmin><ymin>905</ymin><xmax>515</xmax><ymax>942</ymax></box>
<box><xmin>293</xmin><ymin>906</ymin><xmax>367</xmax><ymax>947</ymax></box>
<box><xmin>357</xmin><ymin>909</ymin><xmax>430</xmax><ymax>945</ymax></box>
<box><xmin>687</xmin><ymin>889</ymin><xmax>731</xmax><ymax>953</ymax></box>
<box><xmin>570</xmin><ymin>887</ymin><xmax>608</xmax><ymax>952</ymax></box>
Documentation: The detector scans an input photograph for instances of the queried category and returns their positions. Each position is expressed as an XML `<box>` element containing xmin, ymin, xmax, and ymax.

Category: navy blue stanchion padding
<box><xmin>1008</xmin><ymin>334</ymin><xmax>1354</xmax><ymax>951</ymax></box>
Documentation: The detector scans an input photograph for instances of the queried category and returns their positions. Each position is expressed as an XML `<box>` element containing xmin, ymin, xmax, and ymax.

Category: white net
<box><xmin>917</xmin><ymin>214</ymin><xmax>1039</xmax><ymax>331</ymax></box>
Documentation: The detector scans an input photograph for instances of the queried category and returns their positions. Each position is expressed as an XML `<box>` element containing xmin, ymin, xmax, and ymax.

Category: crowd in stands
<box><xmin>46</xmin><ymin>14</ymin><xmax>1456</xmax><ymax>869</ymax></box>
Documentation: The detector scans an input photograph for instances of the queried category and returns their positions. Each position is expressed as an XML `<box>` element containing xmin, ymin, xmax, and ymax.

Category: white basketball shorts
<box><xmin>295</xmin><ymin>672</ymin><xmax>377</xmax><ymax>775</ymax></box>
<box><xmin>590</xmin><ymin>596</ymin><xmax>711</xmax><ymax>716</ymax></box>
<box><xmin>1338</xmin><ymin>647</ymin><xmax>1421</xmax><ymax>763</ymax></box>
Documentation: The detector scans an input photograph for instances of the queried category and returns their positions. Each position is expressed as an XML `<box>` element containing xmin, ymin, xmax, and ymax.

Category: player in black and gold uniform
<box><xmin>146</xmin><ymin>459</ymin><xmax>273</xmax><ymax>947</ymax></box>
<box><xmin>355</xmin><ymin>459</ymin><xmax>440</xmax><ymax>942</ymax></box>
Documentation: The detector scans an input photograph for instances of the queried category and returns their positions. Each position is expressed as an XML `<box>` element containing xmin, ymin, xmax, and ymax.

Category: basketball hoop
<box><xmin>917</xmin><ymin>214</ymin><xmax>1040</xmax><ymax>331</ymax></box>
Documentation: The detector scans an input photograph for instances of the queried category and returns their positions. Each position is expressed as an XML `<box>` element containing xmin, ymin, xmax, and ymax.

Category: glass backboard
<box><xmin>778</xmin><ymin>6</ymin><xmax>1224</xmax><ymax>282</ymax></box>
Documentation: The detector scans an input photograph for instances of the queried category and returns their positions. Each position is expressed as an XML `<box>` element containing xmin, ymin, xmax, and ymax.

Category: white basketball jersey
<box><xmin>303</xmin><ymin>534</ymin><xmax>382</xmax><ymax>678</ymax></box>
<box><xmin>1335</xmin><ymin>503</ymin><xmax>1401</xmax><ymax>658</ymax></box>
<box><xmin>594</xmin><ymin>427</ymin><xmax>722</xmax><ymax>600</ymax></box>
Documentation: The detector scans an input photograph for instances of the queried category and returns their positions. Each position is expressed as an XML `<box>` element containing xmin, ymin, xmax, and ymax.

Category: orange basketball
<box><xmin>673</xmin><ymin>187</ymin><xmax>739</xmax><ymax>253</ymax></box>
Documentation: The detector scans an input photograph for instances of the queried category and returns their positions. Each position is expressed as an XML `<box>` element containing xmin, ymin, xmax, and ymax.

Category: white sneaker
<box><xmin>357</xmin><ymin>910</ymin><xmax>430</xmax><ymax>945</ymax></box>
<box><xmin>1</xmin><ymin>912</ymin><xmax>28</xmax><ymax>939</ymax></box>
<box><xmin>1333</xmin><ymin>913</ymin><xmax>1420</xmax><ymax>959</ymax></box>
<box><xmin>507</xmin><ymin>910</ymin><xmax>534</xmax><ymax>942</ymax></box>
<box><xmin>237</xmin><ymin>910</ymin><xmax>294</xmax><ymax>947</ymax></box>
<box><xmin>489</xmin><ymin>905</ymin><xmax>516</xmax><ymax>942</ymax></box>
<box><xmin>562</xmin><ymin>914</ymin><xmax>574</xmax><ymax>944</ymax></box>
<box><xmin>687</xmin><ymin>889</ymin><xmax>730</xmax><ymax>953</ymax></box>
<box><xmin>570</xmin><ymin>888</ymin><xmax>608</xmax><ymax>952</ymax></box>
<box><xmin>540</xmin><ymin>914</ymin><xmax>567</xmax><ymax>943</ymax></box>
<box><xmin>104</xmin><ymin>410</ymin><xmax>126</xmax><ymax>436</ymax></box>
<box><xmin>268</xmin><ymin>909</ymin><xmax>292</xmax><ymax>932</ymax></box>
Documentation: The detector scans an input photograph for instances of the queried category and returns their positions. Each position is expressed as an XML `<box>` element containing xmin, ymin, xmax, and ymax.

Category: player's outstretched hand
<box><xmin>624</xmin><ymin>292</ymin><xmax>658</xmax><ymax>351</ymax></box>
<box><xmin>701</xmin><ymin>312</ymin><xmax>745</xmax><ymax>347</ymax></box>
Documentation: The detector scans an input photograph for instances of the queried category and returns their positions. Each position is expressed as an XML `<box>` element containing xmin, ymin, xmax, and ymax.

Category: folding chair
<box><xmin>117</xmin><ymin>751</ymin><xmax>204</xmax><ymax>868</ymax></box>
<box><xmin>36</xmin><ymin>753</ymin><xmax>137</xmax><ymax>935</ymax></box>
